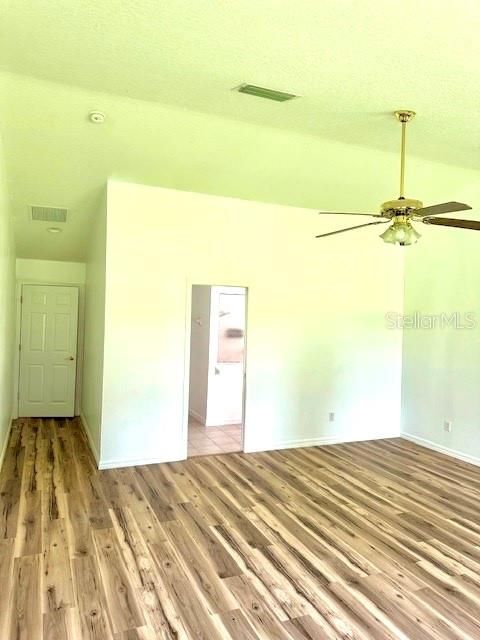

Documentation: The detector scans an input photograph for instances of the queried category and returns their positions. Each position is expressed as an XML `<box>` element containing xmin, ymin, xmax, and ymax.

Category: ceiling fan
<box><xmin>315</xmin><ymin>110</ymin><xmax>478</xmax><ymax>245</ymax></box>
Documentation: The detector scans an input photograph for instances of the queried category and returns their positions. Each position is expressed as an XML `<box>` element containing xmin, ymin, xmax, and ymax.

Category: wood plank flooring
<box><xmin>1</xmin><ymin>418</ymin><xmax>480</xmax><ymax>639</ymax></box>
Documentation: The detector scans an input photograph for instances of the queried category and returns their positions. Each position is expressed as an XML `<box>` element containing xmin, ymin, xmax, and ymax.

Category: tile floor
<box><xmin>187</xmin><ymin>417</ymin><xmax>243</xmax><ymax>457</ymax></box>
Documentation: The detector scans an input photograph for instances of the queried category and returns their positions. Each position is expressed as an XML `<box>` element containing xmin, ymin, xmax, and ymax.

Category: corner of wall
<box><xmin>0</xmin><ymin>419</ymin><xmax>13</xmax><ymax>471</ymax></box>
<box><xmin>0</xmin><ymin>127</ymin><xmax>16</xmax><ymax>467</ymax></box>
<box><xmin>399</xmin><ymin>199</ymin><xmax>480</xmax><ymax>464</ymax></box>
<box><xmin>399</xmin><ymin>245</ymin><xmax>408</xmax><ymax>435</ymax></box>
<box><xmin>80</xmin><ymin>187</ymin><xmax>108</xmax><ymax>462</ymax></box>
<box><xmin>79</xmin><ymin>413</ymin><xmax>100</xmax><ymax>466</ymax></box>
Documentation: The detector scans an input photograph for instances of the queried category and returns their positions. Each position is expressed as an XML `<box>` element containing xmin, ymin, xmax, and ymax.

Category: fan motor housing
<box><xmin>381</xmin><ymin>198</ymin><xmax>423</xmax><ymax>215</ymax></box>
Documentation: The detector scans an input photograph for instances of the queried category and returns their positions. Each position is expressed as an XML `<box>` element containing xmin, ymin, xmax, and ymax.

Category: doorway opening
<box><xmin>187</xmin><ymin>285</ymin><xmax>247</xmax><ymax>457</ymax></box>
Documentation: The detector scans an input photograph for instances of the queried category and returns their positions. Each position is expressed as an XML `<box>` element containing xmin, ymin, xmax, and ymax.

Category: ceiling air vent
<box><xmin>30</xmin><ymin>205</ymin><xmax>68</xmax><ymax>223</ymax></box>
<box><xmin>234</xmin><ymin>83</ymin><xmax>298</xmax><ymax>102</ymax></box>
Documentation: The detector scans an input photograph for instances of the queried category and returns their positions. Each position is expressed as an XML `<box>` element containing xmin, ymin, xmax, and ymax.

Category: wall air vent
<box><xmin>234</xmin><ymin>83</ymin><xmax>298</xmax><ymax>102</ymax></box>
<box><xmin>30</xmin><ymin>205</ymin><xmax>68</xmax><ymax>223</ymax></box>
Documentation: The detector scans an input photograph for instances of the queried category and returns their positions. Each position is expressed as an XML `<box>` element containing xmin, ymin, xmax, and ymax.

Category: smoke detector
<box><xmin>89</xmin><ymin>111</ymin><xmax>105</xmax><ymax>124</ymax></box>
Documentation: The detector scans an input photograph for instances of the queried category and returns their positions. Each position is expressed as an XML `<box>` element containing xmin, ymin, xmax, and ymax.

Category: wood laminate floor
<box><xmin>1</xmin><ymin>418</ymin><xmax>480</xmax><ymax>639</ymax></box>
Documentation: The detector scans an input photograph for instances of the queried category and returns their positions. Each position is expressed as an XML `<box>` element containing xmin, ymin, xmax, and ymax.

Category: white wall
<box><xmin>16</xmin><ymin>259</ymin><xmax>85</xmax><ymax>283</ymax></box>
<box><xmin>0</xmin><ymin>131</ymin><xmax>15</xmax><ymax>467</ymax></box>
<box><xmin>188</xmin><ymin>285</ymin><xmax>211</xmax><ymax>423</ymax></box>
<box><xmin>402</xmin><ymin>214</ymin><xmax>480</xmax><ymax>465</ymax></box>
<box><xmin>14</xmin><ymin>258</ymin><xmax>86</xmax><ymax>416</ymax></box>
<box><xmin>98</xmin><ymin>180</ymin><xmax>404</xmax><ymax>468</ymax></box>
<box><xmin>81</xmin><ymin>192</ymin><xmax>107</xmax><ymax>461</ymax></box>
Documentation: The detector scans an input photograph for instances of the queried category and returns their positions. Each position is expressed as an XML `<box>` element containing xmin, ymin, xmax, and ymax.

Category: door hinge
<box><xmin>18</xmin><ymin>344</ymin><xmax>21</xmax><ymax>351</ymax></box>
<box><xmin>20</xmin><ymin>295</ymin><xmax>23</xmax><ymax>303</ymax></box>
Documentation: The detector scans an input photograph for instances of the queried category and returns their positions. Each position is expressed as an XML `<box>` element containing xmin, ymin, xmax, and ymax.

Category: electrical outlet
<box><xmin>329</xmin><ymin>412</ymin><xmax>335</xmax><ymax>423</ymax></box>
<box><xmin>444</xmin><ymin>420</ymin><xmax>452</xmax><ymax>433</ymax></box>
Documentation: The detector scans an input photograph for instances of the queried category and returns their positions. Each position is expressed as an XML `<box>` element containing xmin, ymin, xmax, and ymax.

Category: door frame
<box><xmin>13</xmin><ymin>281</ymin><xmax>84</xmax><ymax>419</ymax></box>
<box><xmin>182</xmin><ymin>280</ymin><xmax>249</xmax><ymax>460</ymax></box>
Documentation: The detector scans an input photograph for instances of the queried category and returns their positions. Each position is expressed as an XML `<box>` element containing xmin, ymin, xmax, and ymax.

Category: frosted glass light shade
<box><xmin>380</xmin><ymin>221</ymin><xmax>420</xmax><ymax>245</ymax></box>
<box><xmin>379</xmin><ymin>225</ymin><xmax>397</xmax><ymax>243</ymax></box>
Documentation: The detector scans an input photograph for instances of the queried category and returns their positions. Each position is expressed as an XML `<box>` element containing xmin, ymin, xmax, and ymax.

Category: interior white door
<box><xmin>19</xmin><ymin>284</ymin><xmax>79</xmax><ymax>417</ymax></box>
<box><xmin>205</xmin><ymin>287</ymin><xmax>246</xmax><ymax>426</ymax></box>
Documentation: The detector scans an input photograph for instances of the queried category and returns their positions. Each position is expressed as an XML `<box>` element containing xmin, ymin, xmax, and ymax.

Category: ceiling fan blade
<box><xmin>422</xmin><ymin>217</ymin><xmax>480</xmax><ymax>231</ymax></box>
<box><xmin>415</xmin><ymin>201</ymin><xmax>472</xmax><ymax>217</ymax></box>
<box><xmin>315</xmin><ymin>220</ymin><xmax>388</xmax><ymax>238</ymax></box>
<box><xmin>318</xmin><ymin>211</ymin><xmax>387</xmax><ymax>218</ymax></box>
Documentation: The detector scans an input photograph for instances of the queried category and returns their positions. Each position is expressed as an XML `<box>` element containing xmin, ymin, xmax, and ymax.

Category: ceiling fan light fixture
<box><xmin>315</xmin><ymin>110</ymin><xmax>475</xmax><ymax>244</ymax></box>
<box><xmin>380</xmin><ymin>221</ymin><xmax>420</xmax><ymax>246</ymax></box>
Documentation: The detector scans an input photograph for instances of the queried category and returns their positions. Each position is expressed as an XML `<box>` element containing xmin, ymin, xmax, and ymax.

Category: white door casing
<box><xmin>18</xmin><ymin>284</ymin><xmax>79</xmax><ymax>417</ymax></box>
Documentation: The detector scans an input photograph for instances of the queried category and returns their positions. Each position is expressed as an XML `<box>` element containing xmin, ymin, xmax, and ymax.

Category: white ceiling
<box><xmin>1</xmin><ymin>0</ymin><xmax>479</xmax><ymax>260</ymax></box>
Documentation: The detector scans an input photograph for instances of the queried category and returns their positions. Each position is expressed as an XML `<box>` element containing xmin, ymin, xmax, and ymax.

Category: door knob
<box><xmin>67</xmin><ymin>356</ymin><xmax>75</xmax><ymax>361</ymax></box>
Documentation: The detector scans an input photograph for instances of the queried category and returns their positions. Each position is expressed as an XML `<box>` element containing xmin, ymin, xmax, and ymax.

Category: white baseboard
<box><xmin>191</xmin><ymin>409</ymin><xmax>243</xmax><ymax>427</ymax></box>
<box><xmin>189</xmin><ymin>409</ymin><xmax>206</xmax><ymax>424</ymax></box>
<box><xmin>402</xmin><ymin>432</ymin><xmax>480</xmax><ymax>467</ymax></box>
<box><xmin>79</xmin><ymin>414</ymin><xmax>100</xmax><ymax>466</ymax></box>
<box><xmin>80</xmin><ymin>414</ymin><xmax>184</xmax><ymax>469</ymax></box>
<box><xmin>244</xmin><ymin>430</ymin><xmax>400</xmax><ymax>454</ymax></box>
<box><xmin>0</xmin><ymin>420</ymin><xmax>13</xmax><ymax>472</ymax></box>
<box><xmin>100</xmin><ymin>433</ymin><xmax>397</xmax><ymax>469</ymax></box>
<box><xmin>205</xmin><ymin>419</ymin><xmax>243</xmax><ymax>427</ymax></box>
<box><xmin>99</xmin><ymin>451</ymin><xmax>184</xmax><ymax>470</ymax></box>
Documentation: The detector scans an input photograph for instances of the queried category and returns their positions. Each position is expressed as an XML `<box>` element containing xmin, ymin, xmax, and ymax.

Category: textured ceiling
<box><xmin>1</xmin><ymin>0</ymin><xmax>480</xmax><ymax>259</ymax></box>
<box><xmin>2</xmin><ymin>0</ymin><xmax>480</xmax><ymax>167</ymax></box>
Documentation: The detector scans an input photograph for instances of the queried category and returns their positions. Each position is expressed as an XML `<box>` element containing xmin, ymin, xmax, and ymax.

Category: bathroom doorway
<box><xmin>187</xmin><ymin>285</ymin><xmax>246</xmax><ymax>457</ymax></box>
